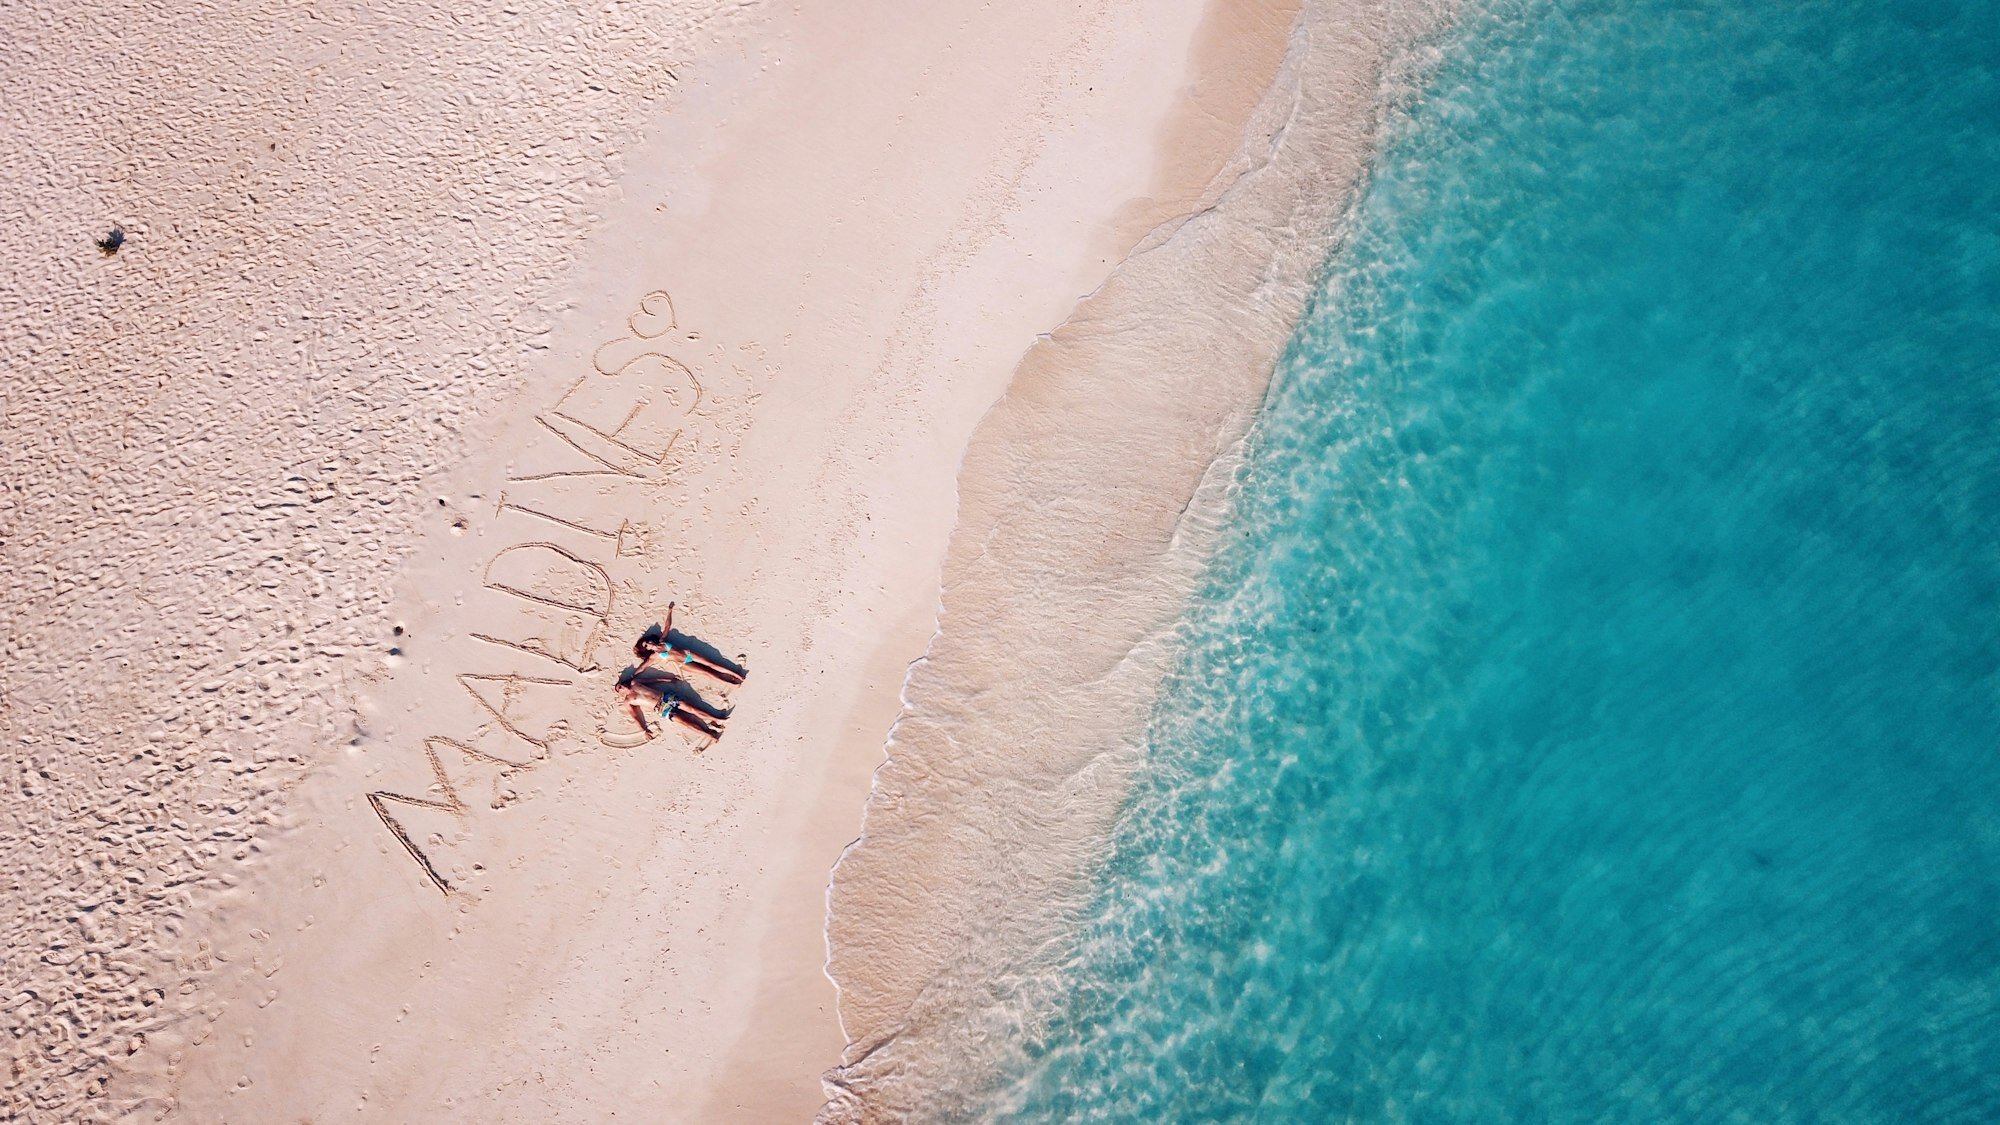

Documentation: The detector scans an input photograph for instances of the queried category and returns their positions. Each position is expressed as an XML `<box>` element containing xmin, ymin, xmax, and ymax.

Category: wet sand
<box><xmin>0</xmin><ymin>0</ymin><xmax>1335</xmax><ymax>1118</ymax></box>
<box><xmin>821</xmin><ymin>0</ymin><xmax>1447</xmax><ymax>1113</ymax></box>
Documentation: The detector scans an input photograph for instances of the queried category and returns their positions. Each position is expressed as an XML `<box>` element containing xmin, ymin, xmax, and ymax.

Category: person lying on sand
<box><xmin>635</xmin><ymin>601</ymin><xmax>746</xmax><ymax>686</ymax></box>
<box><xmin>615</xmin><ymin>668</ymin><xmax>725</xmax><ymax>744</ymax></box>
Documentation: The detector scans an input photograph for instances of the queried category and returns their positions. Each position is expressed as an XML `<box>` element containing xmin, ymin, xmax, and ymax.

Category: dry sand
<box><xmin>2</xmin><ymin>0</ymin><xmax>1338</xmax><ymax>1119</ymax></box>
<box><xmin>820</xmin><ymin>0</ymin><xmax>1448</xmax><ymax>1114</ymax></box>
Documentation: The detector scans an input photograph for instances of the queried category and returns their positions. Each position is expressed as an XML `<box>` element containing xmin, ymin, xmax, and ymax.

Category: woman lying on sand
<box><xmin>615</xmin><ymin>668</ymin><xmax>725</xmax><ymax>744</ymax></box>
<box><xmin>635</xmin><ymin>601</ymin><xmax>746</xmax><ymax>686</ymax></box>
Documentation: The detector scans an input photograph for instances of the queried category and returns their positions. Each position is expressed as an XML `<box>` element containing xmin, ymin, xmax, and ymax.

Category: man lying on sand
<box><xmin>615</xmin><ymin>668</ymin><xmax>726</xmax><ymax>745</ymax></box>
<box><xmin>635</xmin><ymin>601</ymin><xmax>747</xmax><ymax>686</ymax></box>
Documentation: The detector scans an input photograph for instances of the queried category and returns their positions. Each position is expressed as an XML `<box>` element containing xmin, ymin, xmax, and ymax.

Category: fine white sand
<box><xmin>0</xmin><ymin>0</ymin><xmax>1356</xmax><ymax>1119</ymax></box>
<box><xmin>820</xmin><ymin>0</ymin><xmax>1448</xmax><ymax>1113</ymax></box>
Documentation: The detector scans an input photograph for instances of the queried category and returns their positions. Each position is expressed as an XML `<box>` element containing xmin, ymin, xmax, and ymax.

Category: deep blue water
<box><xmin>989</xmin><ymin>0</ymin><xmax>2000</xmax><ymax>1118</ymax></box>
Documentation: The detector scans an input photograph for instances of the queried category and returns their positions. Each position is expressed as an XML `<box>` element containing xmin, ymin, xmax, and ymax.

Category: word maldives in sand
<box><xmin>366</xmin><ymin>289</ymin><xmax>731</xmax><ymax>895</ymax></box>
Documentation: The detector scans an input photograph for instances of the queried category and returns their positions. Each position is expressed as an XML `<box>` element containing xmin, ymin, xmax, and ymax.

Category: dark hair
<box><xmin>633</xmin><ymin>637</ymin><xmax>659</xmax><ymax>660</ymax></box>
<box><xmin>615</xmin><ymin>667</ymin><xmax>638</xmax><ymax>690</ymax></box>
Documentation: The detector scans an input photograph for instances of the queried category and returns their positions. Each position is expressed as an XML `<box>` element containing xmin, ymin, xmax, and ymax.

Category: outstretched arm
<box><xmin>627</xmin><ymin>702</ymin><xmax>655</xmax><ymax>738</ymax></box>
<box><xmin>660</xmin><ymin>601</ymin><xmax>676</xmax><ymax>636</ymax></box>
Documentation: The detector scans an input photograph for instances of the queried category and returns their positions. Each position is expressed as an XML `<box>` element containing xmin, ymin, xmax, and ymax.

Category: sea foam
<box><xmin>819</xmin><ymin>0</ymin><xmax>1452</xmax><ymax>1116</ymax></box>
<box><xmin>986</xmin><ymin>0</ymin><xmax>2000</xmax><ymax>1117</ymax></box>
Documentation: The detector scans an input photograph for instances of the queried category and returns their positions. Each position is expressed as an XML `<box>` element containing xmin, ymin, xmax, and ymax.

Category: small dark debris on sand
<box><xmin>97</xmin><ymin>227</ymin><xmax>125</xmax><ymax>255</ymax></box>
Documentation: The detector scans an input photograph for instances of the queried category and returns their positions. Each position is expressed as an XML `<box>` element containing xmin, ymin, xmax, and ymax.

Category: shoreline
<box><xmin>0</xmin><ymin>0</ymin><xmax>1421</xmax><ymax>1116</ymax></box>
<box><xmin>820</xmin><ymin>0</ymin><xmax>1450</xmax><ymax>1113</ymax></box>
<box><xmin>49</xmin><ymin>0</ymin><xmax>1334</xmax><ymax>1120</ymax></box>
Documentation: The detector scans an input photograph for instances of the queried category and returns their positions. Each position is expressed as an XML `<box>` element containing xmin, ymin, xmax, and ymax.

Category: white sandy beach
<box><xmin>820</xmin><ymin>0</ymin><xmax>1448</xmax><ymax>1112</ymax></box>
<box><xmin>0</xmin><ymin>0</ymin><xmax>1393</xmax><ymax>1118</ymax></box>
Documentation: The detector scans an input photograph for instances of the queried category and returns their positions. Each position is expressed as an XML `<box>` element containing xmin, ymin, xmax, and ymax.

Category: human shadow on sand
<box><xmin>637</xmin><ymin>622</ymin><xmax>749</xmax><ymax>679</ymax></box>
<box><xmin>628</xmin><ymin>667</ymin><xmax>731</xmax><ymax>720</ymax></box>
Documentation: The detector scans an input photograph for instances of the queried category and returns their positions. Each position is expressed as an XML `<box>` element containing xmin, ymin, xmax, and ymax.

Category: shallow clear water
<box><xmin>987</xmin><ymin>0</ymin><xmax>2000</xmax><ymax>1118</ymax></box>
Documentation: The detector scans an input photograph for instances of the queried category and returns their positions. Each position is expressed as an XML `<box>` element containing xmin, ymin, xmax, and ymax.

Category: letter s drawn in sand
<box><xmin>372</xmin><ymin>287</ymin><xmax>710</xmax><ymax>896</ymax></box>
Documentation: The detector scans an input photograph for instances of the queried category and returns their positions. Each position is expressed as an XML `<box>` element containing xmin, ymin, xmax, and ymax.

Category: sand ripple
<box><xmin>0</xmin><ymin>0</ymin><xmax>752</xmax><ymax>1116</ymax></box>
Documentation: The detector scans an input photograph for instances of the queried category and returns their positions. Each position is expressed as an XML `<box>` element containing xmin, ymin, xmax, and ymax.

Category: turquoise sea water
<box><xmin>989</xmin><ymin>0</ymin><xmax>2000</xmax><ymax>1118</ymax></box>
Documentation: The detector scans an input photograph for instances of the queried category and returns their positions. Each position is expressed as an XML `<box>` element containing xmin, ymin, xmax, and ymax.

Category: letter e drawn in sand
<box><xmin>371</xmin><ymin>288</ymin><xmax>714</xmax><ymax>896</ymax></box>
<box><xmin>509</xmin><ymin>290</ymin><xmax>705</xmax><ymax>485</ymax></box>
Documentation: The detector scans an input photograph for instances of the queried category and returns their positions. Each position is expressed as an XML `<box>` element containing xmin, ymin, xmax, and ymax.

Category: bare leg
<box><xmin>689</xmin><ymin>656</ymin><xmax>744</xmax><ymax>685</ymax></box>
<box><xmin>684</xmin><ymin>694</ymin><xmax>732</xmax><ymax>720</ymax></box>
<box><xmin>670</xmin><ymin>708</ymin><xmax>723</xmax><ymax>740</ymax></box>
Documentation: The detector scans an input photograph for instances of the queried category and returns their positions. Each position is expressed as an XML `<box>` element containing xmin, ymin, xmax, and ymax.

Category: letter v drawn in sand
<box><xmin>366</xmin><ymin>289</ymin><xmax>735</xmax><ymax>895</ymax></box>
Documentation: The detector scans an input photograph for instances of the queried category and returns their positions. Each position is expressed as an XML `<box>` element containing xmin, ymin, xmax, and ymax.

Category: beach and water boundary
<box><xmin>940</xmin><ymin>0</ymin><xmax>2000</xmax><ymax>1115</ymax></box>
<box><xmin>2</xmin><ymin>0</ymin><xmax>1435</xmax><ymax>1118</ymax></box>
<box><xmin>26</xmin><ymin>0</ymin><xmax>1982</xmax><ymax>1116</ymax></box>
<box><xmin>820</xmin><ymin>0</ymin><xmax>1450</xmax><ymax>1114</ymax></box>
